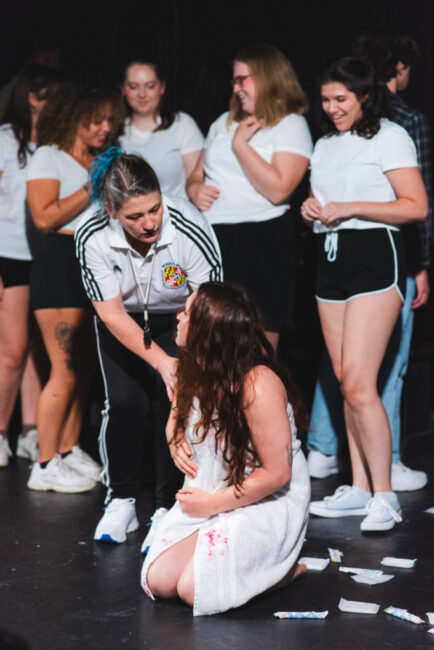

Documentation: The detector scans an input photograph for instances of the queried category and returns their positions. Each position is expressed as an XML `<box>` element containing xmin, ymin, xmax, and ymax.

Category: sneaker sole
<box><xmin>392</xmin><ymin>479</ymin><xmax>428</xmax><ymax>492</ymax></box>
<box><xmin>94</xmin><ymin>517</ymin><xmax>139</xmax><ymax>544</ymax></box>
<box><xmin>360</xmin><ymin>519</ymin><xmax>398</xmax><ymax>532</ymax></box>
<box><xmin>27</xmin><ymin>479</ymin><xmax>96</xmax><ymax>493</ymax></box>
<box><xmin>310</xmin><ymin>504</ymin><xmax>368</xmax><ymax>517</ymax></box>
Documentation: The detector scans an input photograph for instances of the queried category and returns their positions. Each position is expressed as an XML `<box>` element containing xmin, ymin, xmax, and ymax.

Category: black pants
<box><xmin>95</xmin><ymin>312</ymin><xmax>183</xmax><ymax>506</ymax></box>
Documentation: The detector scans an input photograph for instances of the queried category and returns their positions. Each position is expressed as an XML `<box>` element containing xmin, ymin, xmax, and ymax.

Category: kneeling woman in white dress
<box><xmin>141</xmin><ymin>281</ymin><xmax>311</xmax><ymax>616</ymax></box>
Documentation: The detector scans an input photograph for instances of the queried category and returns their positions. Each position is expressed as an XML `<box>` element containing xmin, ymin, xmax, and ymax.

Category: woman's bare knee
<box><xmin>177</xmin><ymin>566</ymin><xmax>194</xmax><ymax>607</ymax></box>
<box><xmin>147</xmin><ymin>562</ymin><xmax>178</xmax><ymax>599</ymax></box>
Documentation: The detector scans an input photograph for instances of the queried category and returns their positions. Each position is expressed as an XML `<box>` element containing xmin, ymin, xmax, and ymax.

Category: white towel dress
<box><xmin>141</xmin><ymin>399</ymin><xmax>311</xmax><ymax>616</ymax></box>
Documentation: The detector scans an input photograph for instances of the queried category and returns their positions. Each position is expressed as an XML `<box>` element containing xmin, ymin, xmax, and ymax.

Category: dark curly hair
<box><xmin>2</xmin><ymin>64</ymin><xmax>62</xmax><ymax>167</ymax></box>
<box><xmin>172</xmin><ymin>281</ymin><xmax>309</xmax><ymax>491</ymax></box>
<box><xmin>316</xmin><ymin>56</ymin><xmax>392</xmax><ymax>139</ymax></box>
<box><xmin>353</xmin><ymin>33</ymin><xmax>420</xmax><ymax>83</ymax></box>
<box><xmin>37</xmin><ymin>82</ymin><xmax>125</xmax><ymax>151</ymax></box>
<box><xmin>121</xmin><ymin>60</ymin><xmax>175</xmax><ymax>131</ymax></box>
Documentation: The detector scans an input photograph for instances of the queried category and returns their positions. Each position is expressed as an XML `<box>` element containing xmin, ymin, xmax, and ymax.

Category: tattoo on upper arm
<box><xmin>57</xmin><ymin>200</ymin><xmax>61</xmax><ymax>210</ymax></box>
<box><xmin>285</xmin><ymin>443</ymin><xmax>292</xmax><ymax>468</ymax></box>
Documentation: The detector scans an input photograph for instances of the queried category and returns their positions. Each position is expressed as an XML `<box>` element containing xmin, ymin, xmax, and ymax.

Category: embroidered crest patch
<box><xmin>162</xmin><ymin>263</ymin><xmax>185</xmax><ymax>288</ymax></box>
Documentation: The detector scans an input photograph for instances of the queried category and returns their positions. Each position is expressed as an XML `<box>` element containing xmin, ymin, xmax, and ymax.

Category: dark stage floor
<box><xmin>1</xmin><ymin>432</ymin><xmax>434</xmax><ymax>650</ymax></box>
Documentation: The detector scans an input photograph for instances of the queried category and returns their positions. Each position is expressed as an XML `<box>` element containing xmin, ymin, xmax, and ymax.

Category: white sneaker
<box><xmin>27</xmin><ymin>455</ymin><xmax>97</xmax><ymax>493</ymax></box>
<box><xmin>94</xmin><ymin>498</ymin><xmax>139</xmax><ymax>543</ymax></box>
<box><xmin>0</xmin><ymin>436</ymin><xmax>12</xmax><ymax>467</ymax></box>
<box><xmin>62</xmin><ymin>446</ymin><xmax>102</xmax><ymax>481</ymax></box>
<box><xmin>141</xmin><ymin>507</ymin><xmax>169</xmax><ymax>554</ymax></box>
<box><xmin>391</xmin><ymin>461</ymin><xmax>428</xmax><ymax>492</ymax></box>
<box><xmin>16</xmin><ymin>429</ymin><xmax>39</xmax><ymax>462</ymax></box>
<box><xmin>310</xmin><ymin>485</ymin><xmax>371</xmax><ymax>517</ymax></box>
<box><xmin>360</xmin><ymin>493</ymin><xmax>402</xmax><ymax>532</ymax></box>
<box><xmin>307</xmin><ymin>449</ymin><xmax>340</xmax><ymax>479</ymax></box>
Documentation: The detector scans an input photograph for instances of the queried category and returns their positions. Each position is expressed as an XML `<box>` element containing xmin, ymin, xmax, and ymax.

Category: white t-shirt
<box><xmin>26</xmin><ymin>145</ymin><xmax>89</xmax><ymax>232</ymax></box>
<box><xmin>119</xmin><ymin>112</ymin><xmax>204</xmax><ymax>199</ymax></box>
<box><xmin>311</xmin><ymin>119</ymin><xmax>418</xmax><ymax>233</ymax></box>
<box><xmin>202</xmin><ymin>111</ymin><xmax>313</xmax><ymax>225</ymax></box>
<box><xmin>0</xmin><ymin>124</ymin><xmax>35</xmax><ymax>260</ymax></box>
<box><xmin>75</xmin><ymin>194</ymin><xmax>222</xmax><ymax>314</ymax></box>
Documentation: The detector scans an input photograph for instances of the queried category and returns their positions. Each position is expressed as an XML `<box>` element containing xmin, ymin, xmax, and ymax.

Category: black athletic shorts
<box><xmin>315</xmin><ymin>228</ymin><xmax>406</xmax><ymax>303</ymax></box>
<box><xmin>0</xmin><ymin>256</ymin><xmax>32</xmax><ymax>288</ymax></box>
<box><xmin>213</xmin><ymin>211</ymin><xmax>297</xmax><ymax>329</ymax></box>
<box><xmin>30</xmin><ymin>232</ymin><xmax>90</xmax><ymax>310</ymax></box>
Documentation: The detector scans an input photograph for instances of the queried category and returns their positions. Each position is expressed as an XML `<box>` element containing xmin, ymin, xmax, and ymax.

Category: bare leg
<box><xmin>268</xmin><ymin>561</ymin><xmax>307</xmax><ymax>592</ymax></box>
<box><xmin>58</xmin><ymin>325</ymin><xmax>96</xmax><ymax>453</ymax></box>
<box><xmin>20</xmin><ymin>352</ymin><xmax>41</xmax><ymax>428</ymax></box>
<box><xmin>0</xmin><ymin>286</ymin><xmax>29</xmax><ymax>431</ymax></box>
<box><xmin>35</xmin><ymin>307</ymin><xmax>93</xmax><ymax>461</ymax></box>
<box><xmin>341</xmin><ymin>289</ymin><xmax>401</xmax><ymax>492</ymax></box>
<box><xmin>146</xmin><ymin>531</ymin><xmax>198</xmax><ymax>600</ymax></box>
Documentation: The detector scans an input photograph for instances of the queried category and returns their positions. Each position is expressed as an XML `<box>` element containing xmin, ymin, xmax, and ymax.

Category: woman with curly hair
<box><xmin>0</xmin><ymin>64</ymin><xmax>60</xmax><ymax>468</ymax></box>
<box><xmin>119</xmin><ymin>60</ymin><xmax>204</xmax><ymax>198</ymax></box>
<box><xmin>141</xmin><ymin>281</ymin><xmax>310</xmax><ymax>616</ymax></box>
<box><xmin>187</xmin><ymin>45</ymin><xmax>312</xmax><ymax>349</ymax></box>
<box><xmin>301</xmin><ymin>58</ymin><xmax>428</xmax><ymax>531</ymax></box>
<box><xmin>26</xmin><ymin>83</ymin><xmax>124</xmax><ymax>493</ymax></box>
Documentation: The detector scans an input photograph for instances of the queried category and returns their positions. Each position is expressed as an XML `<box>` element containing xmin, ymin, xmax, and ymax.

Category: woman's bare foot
<box><xmin>268</xmin><ymin>561</ymin><xmax>307</xmax><ymax>592</ymax></box>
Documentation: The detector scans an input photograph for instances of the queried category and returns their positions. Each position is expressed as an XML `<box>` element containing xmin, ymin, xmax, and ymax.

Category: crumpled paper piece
<box><xmin>381</xmin><ymin>557</ymin><xmax>416</xmax><ymax>568</ymax></box>
<box><xmin>298</xmin><ymin>557</ymin><xmax>329</xmax><ymax>571</ymax></box>
<box><xmin>352</xmin><ymin>573</ymin><xmax>394</xmax><ymax>585</ymax></box>
<box><xmin>338</xmin><ymin>598</ymin><xmax>380</xmax><ymax>614</ymax></box>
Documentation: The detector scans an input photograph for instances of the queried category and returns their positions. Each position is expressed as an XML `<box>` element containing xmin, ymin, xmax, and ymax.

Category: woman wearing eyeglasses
<box><xmin>187</xmin><ymin>45</ymin><xmax>312</xmax><ymax>348</ymax></box>
<box><xmin>119</xmin><ymin>60</ymin><xmax>204</xmax><ymax>199</ymax></box>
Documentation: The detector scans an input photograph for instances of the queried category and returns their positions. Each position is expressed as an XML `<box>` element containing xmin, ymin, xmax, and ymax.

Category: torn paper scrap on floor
<box><xmin>338</xmin><ymin>598</ymin><xmax>380</xmax><ymax>614</ymax></box>
<box><xmin>298</xmin><ymin>557</ymin><xmax>329</xmax><ymax>571</ymax></box>
<box><xmin>328</xmin><ymin>548</ymin><xmax>343</xmax><ymax>563</ymax></box>
<box><xmin>352</xmin><ymin>573</ymin><xmax>394</xmax><ymax>585</ymax></box>
<box><xmin>426</xmin><ymin>613</ymin><xmax>434</xmax><ymax>624</ymax></box>
<box><xmin>424</xmin><ymin>507</ymin><xmax>434</xmax><ymax>515</ymax></box>
<box><xmin>428</xmin><ymin>628</ymin><xmax>434</xmax><ymax>635</ymax></box>
<box><xmin>274</xmin><ymin>611</ymin><xmax>328</xmax><ymax>619</ymax></box>
<box><xmin>384</xmin><ymin>606</ymin><xmax>424</xmax><ymax>624</ymax></box>
<box><xmin>381</xmin><ymin>557</ymin><xmax>417</xmax><ymax>568</ymax></box>
<box><xmin>339</xmin><ymin>566</ymin><xmax>383</xmax><ymax>577</ymax></box>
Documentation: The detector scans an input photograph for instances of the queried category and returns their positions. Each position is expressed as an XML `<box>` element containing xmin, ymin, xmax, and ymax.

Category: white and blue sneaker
<box><xmin>94</xmin><ymin>498</ymin><xmax>139</xmax><ymax>543</ymax></box>
<box><xmin>141</xmin><ymin>507</ymin><xmax>169</xmax><ymax>554</ymax></box>
<box><xmin>310</xmin><ymin>485</ymin><xmax>371</xmax><ymax>517</ymax></box>
<box><xmin>360</xmin><ymin>493</ymin><xmax>402</xmax><ymax>532</ymax></box>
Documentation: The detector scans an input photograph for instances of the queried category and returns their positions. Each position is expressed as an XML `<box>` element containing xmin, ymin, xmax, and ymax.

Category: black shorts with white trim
<box><xmin>315</xmin><ymin>228</ymin><xmax>406</xmax><ymax>303</ymax></box>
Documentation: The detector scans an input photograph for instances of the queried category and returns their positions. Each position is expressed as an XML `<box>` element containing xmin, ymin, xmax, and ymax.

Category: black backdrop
<box><xmin>2</xmin><ymin>0</ymin><xmax>433</xmax><ymax>412</ymax></box>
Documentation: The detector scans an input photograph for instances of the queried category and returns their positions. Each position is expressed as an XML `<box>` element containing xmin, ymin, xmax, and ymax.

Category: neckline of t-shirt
<box><xmin>127</xmin><ymin>115</ymin><xmax>163</xmax><ymax>138</ymax></box>
<box><xmin>58</xmin><ymin>147</ymin><xmax>92</xmax><ymax>172</ymax></box>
